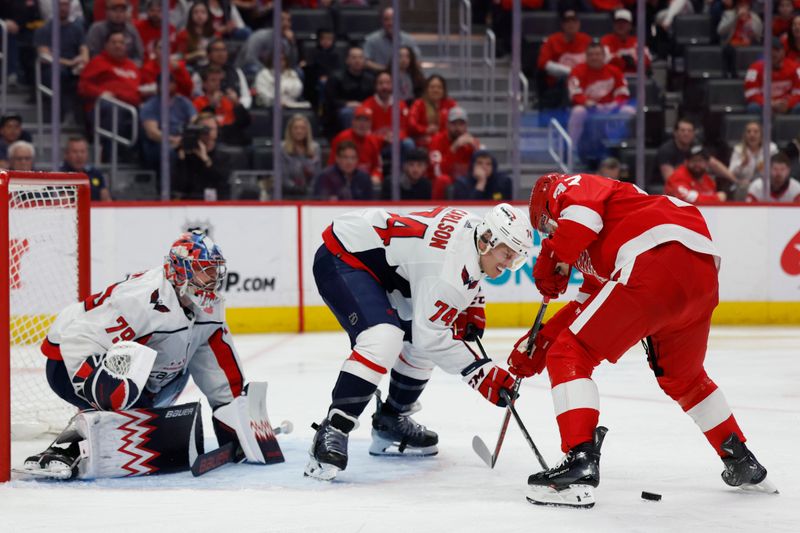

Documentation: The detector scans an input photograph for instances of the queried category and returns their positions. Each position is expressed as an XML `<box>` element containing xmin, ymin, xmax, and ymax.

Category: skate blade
<box><xmin>368</xmin><ymin>435</ymin><xmax>438</xmax><ymax>457</ymax></box>
<box><xmin>739</xmin><ymin>476</ymin><xmax>779</xmax><ymax>495</ymax></box>
<box><xmin>303</xmin><ymin>458</ymin><xmax>340</xmax><ymax>481</ymax></box>
<box><xmin>12</xmin><ymin>466</ymin><xmax>74</xmax><ymax>481</ymax></box>
<box><xmin>525</xmin><ymin>484</ymin><xmax>596</xmax><ymax>509</ymax></box>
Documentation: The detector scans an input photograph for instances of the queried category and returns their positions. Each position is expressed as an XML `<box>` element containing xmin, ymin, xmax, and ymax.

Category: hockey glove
<box><xmin>533</xmin><ymin>239</ymin><xmax>571</xmax><ymax>298</ymax></box>
<box><xmin>507</xmin><ymin>325</ymin><xmax>552</xmax><ymax>378</ymax></box>
<box><xmin>76</xmin><ymin>342</ymin><xmax>157</xmax><ymax>411</ymax></box>
<box><xmin>453</xmin><ymin>306</ymin><xmax>486</xmax><ymax>342</ymax></box>
<box><xmin>462</xmin><ymin>360</ymin><xmax>517</xmax><ymax>408</ymax></box>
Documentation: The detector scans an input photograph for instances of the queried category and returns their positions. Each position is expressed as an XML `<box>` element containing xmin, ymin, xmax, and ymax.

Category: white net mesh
<box><xmin>9</xmin><ymin>183</ymin><xmax>81</xmax><ymax>438</ymax></box>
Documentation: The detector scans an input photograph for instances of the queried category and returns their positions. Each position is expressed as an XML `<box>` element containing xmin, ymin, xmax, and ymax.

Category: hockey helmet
<box><xmin>529</xmin><ymin>173</ymin><xmax>563</xmax><ymax>236</ymax></box>
<box><xmin>476</xmin><ymin>203</ymin><xmax>534</xmax><ymax>271</ymax></box>
<box><xmin>165</xmin><ymin>229</ymin><xmax>227</xmax><ymax>309</ymax></box>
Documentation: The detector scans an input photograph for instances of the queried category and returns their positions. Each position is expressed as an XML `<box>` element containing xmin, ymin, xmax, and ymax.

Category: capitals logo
<box><xmin>150</xmin><ymin>289</ymin><xmax>170</xmax><ymax>313</ymax></box>
<box><xmin>461</xmin><ymin>266</ymin><xmax>479</xmax><ymax>290</ymax></box>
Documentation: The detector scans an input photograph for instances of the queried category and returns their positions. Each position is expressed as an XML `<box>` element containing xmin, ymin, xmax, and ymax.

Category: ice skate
<box><xmin>18</xmin><ymin>441</ymin><xmax>81</xmax><ymax>480</ymax></box>
<box><xmin>369</xmin><ymin>392</ymin><xmax>438</xmax><ymax>457</ymax></box>
<box><xmin>720</xmin><ymin>433</ymin><xmax>778</xmax><ymax>494</ymax></box>
<box><xmin>304</xmin><ymin>410</ymin><xmax>357</xmax><ymax>481</ymax></box>
<box><xmin>526</xmin><ymin>426</ymin><xmax>608</xmax><ymax>509</ymax></box>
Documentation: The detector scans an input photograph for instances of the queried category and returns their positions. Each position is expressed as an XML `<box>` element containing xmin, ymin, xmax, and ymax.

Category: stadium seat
<box><xmin>673</xmin><ymin>14</ymin><xmax>713</xmax><ymax>46</ymax></box>
<box><xmin>706</xmin><ymin>79</ymin><xmax>746</xmax><ymax>113</ymax></box>
<box><xmin>521</xmin><ymin>11</ymin><xmax>559</xmax><ymax>42</ymax></box>
<box><xmin>735</xmin><ymin>46</ymin><xmax>763</xmax><ymax>78</ymax></box>
<box><xmin>722</xmin><ymin>114</ymin><xmax>760</xmax><ymax>144</ymax></box>
<box><xmin>290</xmin><ymin>9</ymin><xmax>335</xmax><ymax>41</ymax></box>
<box><xmin>109</xmin><ymin>170</ymin><xmax>158</xmax><ymax>200</ymax></box>
<box><xmin>619</xmin><ymin>147</ymin><xmax>659</xmax><ymax>192</ymax></box>
<box><xmin>773</xmin><ymin>115</ymin><xmax>800</xmax><ymax>144</ymax></box>
<box><xmin>685</xmin><ymin>46</ymin><xmax>725</xmax><ymax>79</ymax></box>
<box><xmin>578</xmin><ymin>13</ymin><xmax>613</xmax><ymax>38</ymax></box>
<box><xmin>252</xmin><ymin>145</ymin><xmax>275</xmax><ymax>171</ymax></box>
<box><xmin>249</xmin><ymin>108</ymin><xmax>273</xmax><ymax>139</ymax></box>
<box><xmin>337</xmin><ymin>8</ymin><xmax>380</xmax><ymax>42</ymax></box>
<box><xmin>228</xmin><ymin>172</ymin><xmax>262</xmax><ymax>200</ymax></box>
<box><xmin>626</xmin><ymin>78</ymin><xmax>663</xmax><ymax>110</ymax></box>
<box><xmin>216</xmin><ymin>144</ymin><xmax>251</xmax><ymax>171</ymax></box>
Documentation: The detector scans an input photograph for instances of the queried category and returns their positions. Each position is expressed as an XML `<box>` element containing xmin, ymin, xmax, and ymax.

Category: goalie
<box><xmin>21</xmin><ymin>230</ymin><xmax>282</xmax><ymax>480</ymax></box>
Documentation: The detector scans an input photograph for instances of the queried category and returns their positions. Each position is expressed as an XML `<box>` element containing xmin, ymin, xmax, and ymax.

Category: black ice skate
<box><xmin>369</xmin><ymin>391</ymin><xmax>438</xmax><ymax>457</ymax></box>
<box><xmin>304</xmin><ymin>409</ymin><xmax>358</xmax><ymax>481</ymax></box>
<box><xmin>526</xmin><ymin>426</ymin><xmax>608</xmax><ymax>509</ymax></box>
<box><xmin>720</xmin><ymin>433</ymin><xmax>778</xmax><ymax>494</ymax></box>
<box><xmin>20</xmin><ymin>440</ymin><xmax>81</xmax><ymax>480</ymax></box>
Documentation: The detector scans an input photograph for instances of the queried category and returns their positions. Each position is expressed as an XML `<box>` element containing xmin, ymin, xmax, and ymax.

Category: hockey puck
<box><xmin>641</xmin><ymin>491</ymin><xmax>662</xmax><ymax>501</ymax></box>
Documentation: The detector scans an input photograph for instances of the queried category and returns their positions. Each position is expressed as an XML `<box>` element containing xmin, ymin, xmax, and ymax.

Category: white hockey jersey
<box><xmin>322</xmin><ymin>206</ymin><xmax>486</xmax><ymax>374</ymax></box>
<box><xmin>42</xmin><ymin>267</ymin><xmax>244</xmax><ymax>409</ymax></box>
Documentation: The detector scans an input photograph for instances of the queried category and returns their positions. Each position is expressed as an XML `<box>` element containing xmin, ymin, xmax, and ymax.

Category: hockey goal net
<box><xmin>1</xmin><ymin>170</ymin><xmax>91</xmax><ymax>482</ymax></box>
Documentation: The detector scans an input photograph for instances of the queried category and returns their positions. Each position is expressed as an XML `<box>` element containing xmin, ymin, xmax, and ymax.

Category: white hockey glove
<box><xmin>75</xmin><ymin>341</ymin><xmax>157</xmax><ymax>411</ymax></box>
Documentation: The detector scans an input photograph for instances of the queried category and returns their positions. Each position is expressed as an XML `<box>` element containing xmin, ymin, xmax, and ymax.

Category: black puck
<box><xmin>641</xmin><ymin>491</ymin><xmax>662</xmax><ymax>501</ymax></box>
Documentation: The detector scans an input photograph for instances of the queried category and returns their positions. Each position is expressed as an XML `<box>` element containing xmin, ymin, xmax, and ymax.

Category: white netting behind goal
<box><xmin>9</xmin><ymin>183</ymin><xmax>81</xmax><ymax>438</ymax></box>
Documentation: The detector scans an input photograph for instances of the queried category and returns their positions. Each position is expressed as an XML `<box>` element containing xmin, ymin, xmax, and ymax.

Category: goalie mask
<box><xmin>475</xmin><ymin>203</ymin><xmax>533</xmax><ymax>272</ymax></box>
<box><xmin>165</xmin><ymin>230</ymin><xmax>227</xmax><ymax>310</ymax></box>
<box><xmin>529</xmin><ymin>173</ymin><xmax>563</xmax><ymax>237</ymax></box>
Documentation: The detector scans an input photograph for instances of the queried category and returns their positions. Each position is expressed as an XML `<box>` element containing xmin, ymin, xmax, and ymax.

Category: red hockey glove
<box><xmin>507</xmin><ymin>325</ymin><xmax>553</xmax><ymax>378</ymax></box>
<box><xmin>533</xmin><ymin>239</ymin><xmax>571</xmax><ymax>298</ymax></box>
<box><xmin>453</xmin><ymin>306</ymin><xmax>486</xmax><ymax>342</ymax></box>
<box><xmin>462</xmin><ymin>360</ymin><xmax>517</xmax><ymax>408</ymax></box>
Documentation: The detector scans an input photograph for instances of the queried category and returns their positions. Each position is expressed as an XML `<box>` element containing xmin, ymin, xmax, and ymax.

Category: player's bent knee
<box><xmin>392</xmin><ymin>354</ymin><xmax>434</xmax><ymax>382</ymax></box>
<box><xmin>342</xmin><ymin>324</ymin><xmax>405</xmax><ymax>383</ymax></box>
<box><xmin>546</xmin><ymin>330</ymin><xmax>599</xmax><ymax>387</ymax></box>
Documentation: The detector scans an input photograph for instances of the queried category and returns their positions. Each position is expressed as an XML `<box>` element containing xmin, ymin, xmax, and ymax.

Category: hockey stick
<box><xmin>191</xmin><ymin>420</ymin><xmax>293</xmax><ymax>477</ymax></box>
<box><xmin>472</xmin><ymin>297</ymin><xmax>550</xmax><ymax>468</ymax></box>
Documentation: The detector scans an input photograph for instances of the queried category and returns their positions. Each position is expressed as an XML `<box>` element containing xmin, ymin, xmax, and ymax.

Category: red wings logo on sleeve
<box><xmin>780</xmin><ymin>230</ymin><xmax>800</xmax><ymax>276</ymax></box>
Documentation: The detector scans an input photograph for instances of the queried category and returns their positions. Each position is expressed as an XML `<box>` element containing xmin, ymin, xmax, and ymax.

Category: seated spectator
<box><xmin>745</xmin><ymin>37</ymin><xmax>800</xmax><ymax>115</ymax></box>
<box><xmin>773</xmin><ymin>0</ymin><xmax>795</xmax><ymax>37</ymax></box>
<box><xmin>141</xmin><ymin>40</ymin><xmax>194</xmax><ymax>99</ymax></box>
<box><xmin>135</xmin><ymin>0</ymin><xmax>177</xmax><ymax>60</ymax></box>
<box><xmin>196</xmin><ymin>66</ymin><xmax>252</xmax><ymax>145</ymax></box>
<box><xmin>361</xmin><ymin>71</ymin><xmax>410</xmax><ymax>147</ymax></box>
<box><xmin>719</xmin><ymin>1</ymin><xmax>763</xmax><ymax>77</ymax></box>
<box><xmin>59</xmin><ymin>136</ymin><xmax>112</xmax><ymax>201</ymax></box>
<box><xmin>5</xmin><ymin>141</ymin><xmax>36</xmax><ymax>171</ymax></box>
<box><xmin>428</xmin><ymin>106</ymin><xmax>480</xmax><ymax>198</ymax></box>
<box><xmin>255</xmin><ymin>52</ymin><xmax>307</xmax><ymax>108</ymax></box>
<box><xmin>364</xmin><ymin>7</ymin><xmax>422</xmax><ymax>72</ymax></box>
<box><xmin>322</xmin><ymin>46</ymin><xmax>376</xmax><ymax>137</ymax></box>
<box><xmin>175</xmin><ymin>1</ymin><xmax>217</xmax><ymax>70</ymax></box>
<box><xmin>782</xmin><ymin>14</ymin><xmax>800</xmax><ymax>63</ymax></box>
<box><xmin>236</xmin><ymin>11</ymin><xmax>298</xmax><ymax>77</ymax></box>
<box><xmin>382</xmin><ymin>147</ymin><xmax>433</xmax><ymax>200</ymax></box>
<box><xmin>93</xmin><ymin>0</ymin><xmax>139</xmax><ymax>23</ymax></box>
<box><xmin>193</xmin><ymin>39</ymin><xmax>251</xmax><ymax>109</ymax></box>
<box><xmin>281</xmin><ymin>114</ymin><xmax>322</xmax><ymax>198</ymax></box>
<box><xmin>601</xmin><ymin>9</ymin><xmax>651</xmax><ymax>75</ymax></box>
<box><xmin>655</xmin><ymin>117</ymin><xmax>735</xmax><ymax>190</ymax></box>
<box><xmin>389</xmin><ymin>46</ymin><xmax>426</xmax><ymax>104</ymax></box>
<box><xmin>86</xmin><ymin>0</ymin><xmax>144</xmax><ymax>64</ymax></box>
<box><xmin>536</xmin><ymin>5</ymin><xmax>592</xmax><ymax>110</ymax></box>
<box><xmin>328</xmin><ymin>106</ymin><xmax>383</xmax><ymax>185</ymax></box>
<box><xmin>37</xmin><ymin>0</ymin><xmax>83</xmax><ymax>23</ymax></box>
<box><xmin>665</xmin><ymin>144</ymin><xmax>727</xmax><ymax>204</ymax></box>
<box><xmin>302</xmin><ymin>28</ymin><xmax>342</xmax><ymax>112</ymax></box>
<box><xmin>597</xmin><ymin>156</ymin><xmax>622</xmax><ymax>180</ymax></box>
<box><xmin>746</xmin><ymin>152</ymin><xmax>800</xmax><ymax>202</ymax></box>
<box><xmin>207</xmin><ymin>0</ymin><xmax>250</xmax><ymax>41</ymax></box>
<box><xmin>140</xmin><ymin>77</ymin><xmax>197</xmax><ymax>172</ymax></box>
<box><xmin>175</xmin><ymin>112</ymin><xmax>231</xmax><ymax>200</ymax></box>
<box><xmin>0</xmin><ymin>114</ymin><xmax>34</xmax><ymax>169</ymax></box>
<box><xmin>452</xmin><ymin>150</ymin><xmax>512</xmax><ymax>200</ymax></box>
<box><xmin>407</xmin><ymin>75</ymin><xmax>457</xmax><ymax>148</ymax></box>
<box><xmin>1</xmin><ymin>1</ymin><xmax>45</xmax><ymax>87</ymax></box>
<box><xmin>314</xmin><ymin>140</ymin><xmax>373</xmax><ymax>201</ymax></box>
<box><xmin>728</xmin><ymin>121</ymin><xmax>779</xmax><ymax>200</ymax></box>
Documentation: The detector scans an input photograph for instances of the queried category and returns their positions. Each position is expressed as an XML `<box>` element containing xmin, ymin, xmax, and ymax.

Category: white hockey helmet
<box><xmin>476</xmin><ymin>203</ymin><xmax>534</xmax><ymax>271</ymax></box>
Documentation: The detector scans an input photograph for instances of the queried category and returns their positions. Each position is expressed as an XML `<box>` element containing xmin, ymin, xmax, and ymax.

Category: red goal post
<box><xmin>0</xmin><ymin>170</ymin><xmax>91</xmax><ymax>482</ymax></box>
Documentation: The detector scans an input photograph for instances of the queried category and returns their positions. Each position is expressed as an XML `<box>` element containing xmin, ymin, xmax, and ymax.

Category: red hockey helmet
<box><xmin>529</xmin><ymin>173</ymin><xmax>562</xmax><ymax>236</ymax></box>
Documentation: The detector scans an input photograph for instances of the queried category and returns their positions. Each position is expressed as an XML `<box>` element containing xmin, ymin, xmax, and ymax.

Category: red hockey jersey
<box><xmin>78</xmin><ymin>51</ymin><xmax>142</xmax><ymax>112</ymax></box>
<box><xmin>428</xmin><ymin>130</ymin><xmax>478</xmax><ymax>180</ymax></box>
<box><xmin>361</xmin><ymin>96</ymin><xmax>409</xmax><ymax>140</ymax></box>
<box><xmin>744</xmin><ymin>58</ymin><xmax>800</xmax><ymax>108</ymax></box>
<box><xmin>600</xmin><ymin>33</ymin><xmax>651</xmax><ymax>74</ymax></box>
<box><xmin>537</xmin><ymin>32</ymin><xmax>592</xmax><ymax>83</ymax></box>
<box><xmin>543</xmin><ymin>173</ymin><xmax>719</xmax><ymax>288</ymax></box>
<box><xmin>568</xmin><ymin>63</ymin><xmax>629</xmax><ymax>106</ymax></box>
<box><xmin>664</xmin><ymin>165</ymin><xmax>723</xmax><ymax>205</ymax></box>
<box><xmin>328</xmin><ymin>129</ymin><xmax>384</xmax><ymax>182</ymax></box>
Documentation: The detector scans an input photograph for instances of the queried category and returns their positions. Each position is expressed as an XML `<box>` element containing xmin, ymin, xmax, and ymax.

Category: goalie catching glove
<box><xmin>461</xmin><ymin>360</ymin><xmax>517</xmax><ymax>407</ymax></box>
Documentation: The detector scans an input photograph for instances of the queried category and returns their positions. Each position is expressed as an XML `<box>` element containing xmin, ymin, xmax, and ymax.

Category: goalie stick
<box><xmin>190</xmin><ymin>420</ymin><xmax>293</xmax><ymax>477</ymax></box>
<box><xmin>472</xmin><ymin>297</ymin><xmax>550</xmax><ymax>468</ymax></box>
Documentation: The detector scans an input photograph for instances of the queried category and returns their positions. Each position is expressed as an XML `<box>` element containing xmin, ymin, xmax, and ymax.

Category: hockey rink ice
<box><xmin>2</xmin><ymin>326</ymin><xmax>798</xmax><ymax>532</ymax></box>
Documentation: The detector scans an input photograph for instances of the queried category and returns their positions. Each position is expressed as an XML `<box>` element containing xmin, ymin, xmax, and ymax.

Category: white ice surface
<box><xmin>2</xmin><ymin>327</ymin><xmax>797</xmax><ymax>533</ymax></box>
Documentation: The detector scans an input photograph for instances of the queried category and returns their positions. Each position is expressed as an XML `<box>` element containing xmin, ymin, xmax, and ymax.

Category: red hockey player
<box><xmin>509</xmin><ymin>172</ymin><xmax>777</xmax><ymax>508</ymax></box>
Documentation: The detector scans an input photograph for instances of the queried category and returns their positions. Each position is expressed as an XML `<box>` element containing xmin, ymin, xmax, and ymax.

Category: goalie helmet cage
<box><xmin>0</xmin><ymin>171</ymin><xmax>91</xmax><ymax>482</ymax></box>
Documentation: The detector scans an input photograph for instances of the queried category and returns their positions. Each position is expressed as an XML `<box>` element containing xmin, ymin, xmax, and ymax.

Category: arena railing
<box><xmin>34</xmin><ymin>55</ymin><xmax>54</xmax><ymax>149</ymax></box>
<box><xmin>483</xmin><ymin>29</ymin><xmax>496</xmax><ymax>134</ymax></box>
<box><xmin>92</xmin><ymin>94</ymin><xmax>139</xmax><ymax>191</ymax></box>
<box><xmin>458</xmin><ymin>0</ymin><xmax>472</xmax><ymax>83</ymax></box>
<box><xmin>547</xmin><ymin>117</ymin><xmax>573</xmax><ymax>173</ymax></box>
<box><xmin>437</xmin><ymin>0</ymin><xmax>451</xmax><ymax>58</ymax></box>
<box><xmin>0</xmin><ymin>20</ymin><xmax>8</xmax><ymax>114</ymax></box>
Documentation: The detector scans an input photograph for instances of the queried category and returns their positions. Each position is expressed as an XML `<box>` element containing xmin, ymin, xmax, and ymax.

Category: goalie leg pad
<box><xmin>212</xmin><ymin>382</ymin><xmax>285</xmax><ymax>464</ymax></box>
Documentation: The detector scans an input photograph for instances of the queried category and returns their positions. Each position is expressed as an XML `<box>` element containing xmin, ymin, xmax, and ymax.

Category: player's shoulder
<box><xmin>109</xmin><ymin>268</ymin><xmax>180</xmax><ymax>313</ymax></box>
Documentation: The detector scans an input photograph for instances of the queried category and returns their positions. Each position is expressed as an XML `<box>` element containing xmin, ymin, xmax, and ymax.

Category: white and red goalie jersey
<box><xmin>42</xmin><ymin>267</ymin><xmax>244</xmax><ymax>408</ymax></box>
<box><xmin>567</xmin><ymin>63</ymin><xmax>630</xmax><ymax>106</ymax></box>
<box><xmin>544</xmin><ymin>173</ymin><xmax>720</xmax><ymax>299</ymax></box>
<box><xmin>323</xmin><ymin>206</ymin><xmax>485</xmax><ymax>373</ymax></box>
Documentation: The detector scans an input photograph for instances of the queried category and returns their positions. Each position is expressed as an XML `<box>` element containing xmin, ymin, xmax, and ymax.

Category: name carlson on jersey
<box><xmin>430</xmin><ymin>208</ymin><xmax>469</xmax><ymax>250</ymax></box>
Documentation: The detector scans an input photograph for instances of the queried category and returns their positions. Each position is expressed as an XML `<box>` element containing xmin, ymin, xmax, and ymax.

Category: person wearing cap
<box><xmin>453</xmin><ymin>149</ymin><xmax>512</xmax><ymax>201</ymax></box>
<box><xmin>328</xmin><ymin>106</ymin><xmax>384</xmax><ymax>186</ymax></box>
<box><xmin>665</xmin><ymin>145</ymin><xmax>727</xmax><ymax>204</ymax></box>
<box><xmin>536</xmin><ymin>3</ymin><xmax>592</xmax><ymax>109</ymax></box>
<box><xmin>0</xmin><ymin>114</ymin><xmax>34</xmax><ymax>169</ymax></box>
<box><xmin>428</xmin><ymin>106</ymin><xmax>481</xmax><ymax>199</ymax></box>
<box><xmin>601</xmin><ymin>8</ymin><xmax>651</xmax><ymax>74</ymax></box>
<box><xmin>85</xmin><ymin>0</ymin><xmax>145</xmax><ymax>64</ymax></box>
<box><xmin>744</xmin><ymin>37</ymin><xmax>800</xmax><ymax>114</ymax></box>
<box><xmin>382</xmin><ymin>147</ymin><xmax>433</xmax><ymax>200</ymax></box>
<box><xmin>322</xmin><ymin>46</ymin><xmax>376</xmax><ymax>138</ymax></box>
<box><xmin>746</xmin><ymin>151</ymin><xmax>800</xmax><ymax>203</ymax></box>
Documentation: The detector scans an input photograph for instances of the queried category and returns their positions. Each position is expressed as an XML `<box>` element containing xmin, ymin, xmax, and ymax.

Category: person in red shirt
<box><xmin>665</xmin><ymin>145</ymin><xmax>727</xmax><ymax>204</ymax></box>
<box><xmin>537</xmin><ymin>6</ymin><xmax>592</xmax><ymax>109</ymax></box>
<box><xmin>407</xmin><ymin>75</ymin><xmax>457</xmax><ymax>148</ymax></box>
<box><xmin>782</xmin><ymin>14</ymin><xmax>800</xmax><ymax>63</ymax></box>
<box><xmin>328</xmin><ymin>106</ymin><xmax>384</xmax><ymax>186</ymax></box>
<box><xmin>601</xmin><ymin>9</ymin><xmax>651</xmax><ymax>74</ymax></box>
<box><xmin>361</xmin><ymin>71</ymin><xmax>409</xmax><ymax>146</ymax></box>
<box><xmin>140</xmin><ymin>40</ymin><xmax>193</xmax><ymax>100</ymax></box>
<box><xmin>773</xmin><ymin>0</ymin><xmax>795</xmax><ymax>37</ymax></box>
<box><xmin>428</xmin><ymin>106</ymin><xmax>481</xmax><ymax>198</ymax></box>
<box><xmin>175</xmin><ymin>1</ymin><xmax>218</xmax><ymax>69</ymax></box>
<box><xmin>511</xmin><ymin>171</ymin><xmax>776</xmax><ymax>508</ymax></box>
<box><xmin>193</xmin><ymin>66</ymin><xmax>236</xmax><ymax>126</ymax></box>
<box><xmin>567</xmin><ymin>42</ymin><xmax>634</xmax><ymax>154</ymax></box>
<box><xmin>135</xmin><ymin>0</ymin><xmax>177</xmax><ymax>61</ymax></box>
<box><xmin>78</xmin><ymin>30</ymin><xmax>142</xmax><ymax>113</ymax></box>
<box><xmin>744</xmin><ymin>37</ymin><xmax>800</xmax><ymax>114</ymax></box>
